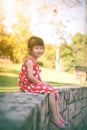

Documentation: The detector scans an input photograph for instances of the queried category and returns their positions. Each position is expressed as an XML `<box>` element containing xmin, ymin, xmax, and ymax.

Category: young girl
<box><xmin>18</xmin><ymin>36</ymin><xmax>67</xmax><ymax>128</ymax></box>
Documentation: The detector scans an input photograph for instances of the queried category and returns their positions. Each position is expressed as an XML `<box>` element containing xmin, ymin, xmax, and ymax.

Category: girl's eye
<box><xmin>35</xmin><ymin>47</ymin><xmax>38</xmax><ymax>49</ymax></box>
<box><xmin>34</xmin><ymin>47</ymin><xmax>43</xmax><ymax>49</ymax></box>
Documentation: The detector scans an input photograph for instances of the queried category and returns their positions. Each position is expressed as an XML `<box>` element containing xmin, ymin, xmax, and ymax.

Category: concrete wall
<box><xmin>0</xmin><ymin>87</ymin><xmax>87</xmax><ymax>130</ymax></box>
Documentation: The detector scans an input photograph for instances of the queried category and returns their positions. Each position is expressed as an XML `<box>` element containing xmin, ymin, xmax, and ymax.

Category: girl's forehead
<box><xmin>33</xmin><ymin>45</ymin><xmax>44</xmax><ymax>47</ymax></box>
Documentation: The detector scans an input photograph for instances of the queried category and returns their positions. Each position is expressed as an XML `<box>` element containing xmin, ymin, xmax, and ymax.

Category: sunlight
<box><xmin>1</xmin><ymin>0</ymin><xmax>86</xmax><ymax>41</ymax></box>
<box><xmin>1</xmin><ymin>0</ymin><xmax>17</xmax><ymax>32</ymax></box>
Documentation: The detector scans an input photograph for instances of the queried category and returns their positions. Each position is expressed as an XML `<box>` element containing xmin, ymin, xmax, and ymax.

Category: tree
<box><xmin>39</xmin><ymin>44</ymin><xmax>55</xmax><ymax>68</ymax></box>
<box><xmin>0</xmin><ymin>0</ymin><xmax>32</xmax><ymax>63</ymax></box>
<box><xmin>71</xmin><ymin>33</ymin><xmax>87</xmax><ymax>66</ymax></box>
<box><xmin>0</xmin><ymin>0</ymin><xmax>6</xmax><ymax>37</ymax></box>
<box><xmin>9</xmin><ymin>0</ymin><xmax>32</xmax><ymax>63</ymax></box>
<box><xmin>0</xmin><ymin>1</ymin><xmax>9</xmax><ymax>58</ymax></box>
<box><xmin>59</xmin><ymin>42</ymin><xmax>74</xmax><ymax>72</ymax></box>
<box><xmin>59</xmin><ymin>33</ymin><xmax>87</xmax><ymax>72</ymax></box>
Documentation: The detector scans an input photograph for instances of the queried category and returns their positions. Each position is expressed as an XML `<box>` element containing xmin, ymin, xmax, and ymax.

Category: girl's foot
<box><xmin>61</xmin><ymin>119</ymin><xmax>68</xmax><ymax>125</ymax></box>
<box><xmin>57</xmin><ymin>114</ymin><xmax>68</xmax><ymax>125</ymax></box>
<box><xmin>49</xmin><ymin>116</ymin><xmax>66</xmax><ymax>129</ymax></box>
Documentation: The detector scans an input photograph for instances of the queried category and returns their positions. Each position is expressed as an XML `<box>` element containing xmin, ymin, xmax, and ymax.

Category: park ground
<box><xmin>0</xmin><ymin>60</ymin><xmax>86</xmax><ymax>92</ymax></box>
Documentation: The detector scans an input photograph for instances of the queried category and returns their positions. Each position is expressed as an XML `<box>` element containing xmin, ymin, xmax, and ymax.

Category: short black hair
<box><xmin>28</xmin><ymin>36</ymin><xmax>44</xmax><ymax>50</ymax></box>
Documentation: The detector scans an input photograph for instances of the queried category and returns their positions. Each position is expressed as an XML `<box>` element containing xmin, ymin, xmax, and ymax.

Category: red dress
<box><xmin>18</xmin><ymin>57</ymin><xmax>58</xmax><ymax>99</ymax></box>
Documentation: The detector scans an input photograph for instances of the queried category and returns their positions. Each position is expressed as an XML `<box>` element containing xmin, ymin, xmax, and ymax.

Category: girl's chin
<box><xmin>36</xmin><ymin>54</ymin><xmax>42</xmax><ymax>57</ymax></box>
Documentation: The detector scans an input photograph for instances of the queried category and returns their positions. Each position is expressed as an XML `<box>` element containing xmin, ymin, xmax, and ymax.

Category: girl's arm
<box><xmin>26</xmin><ymin>60</ymin><xmax>43</xmax><ymax>84</ymax></box>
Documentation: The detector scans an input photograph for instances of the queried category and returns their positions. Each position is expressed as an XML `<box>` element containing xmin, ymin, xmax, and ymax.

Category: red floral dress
<box><xmin>18</xmin><ymin>57</ymin><xmax>58</xmax><ymax>99</ymax></box>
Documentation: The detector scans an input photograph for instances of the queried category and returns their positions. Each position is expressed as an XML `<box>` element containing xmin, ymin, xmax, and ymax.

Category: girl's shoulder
<box><xmin>23</xmin><ymin>57</ymin><xmax>33</xmax><ymax>65</ymax></box>
<box><xmin>22</xmin><ymin>57</ymin><xmax>39</xmax><ymax>70</ymax></box>
<box><xmin>24</xmin><ymin>57</ymin><xmax>37</xmax><ymax>65</ymax></box>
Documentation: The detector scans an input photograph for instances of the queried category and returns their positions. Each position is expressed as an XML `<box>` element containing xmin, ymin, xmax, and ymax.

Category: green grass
<box><xmin>0</xmin><ymin>62</ymin><xmax>20</xmax><ymax>92</ymax></box>
<box><xmin>0</xmin><ymin>61</ymin><xmax>82</xmax><ymax>92</ymax></box>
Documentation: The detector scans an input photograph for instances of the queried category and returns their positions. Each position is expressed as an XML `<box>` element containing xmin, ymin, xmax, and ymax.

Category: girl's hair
<box><xmin>28</xmin><ymin>36</ymin><xmax>44</xmax><ymax>50</ymax></box>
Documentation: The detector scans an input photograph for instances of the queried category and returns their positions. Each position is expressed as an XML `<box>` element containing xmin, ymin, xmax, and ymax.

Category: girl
<box><xmin>18</xmin><ymin>36</ymin><xmax>67</xmax><ymax>128</ymax></box>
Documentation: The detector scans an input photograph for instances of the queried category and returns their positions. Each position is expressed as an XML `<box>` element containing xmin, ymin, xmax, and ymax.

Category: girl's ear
<box><xmin>28</xmin><ymin>48</ymin><xmax>31</xmax><ymax>54</ymax></box>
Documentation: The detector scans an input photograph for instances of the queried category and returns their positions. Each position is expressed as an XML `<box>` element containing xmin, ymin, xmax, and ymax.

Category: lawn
<box><xmin>0</xmin><ymin>61</ymin><xmax>79</xmax><ymax>92</ymax></box>
<box><xmin>0</xmin><ymin>61</ymin><xmax>20</xmax><ymax>92</ymax></box>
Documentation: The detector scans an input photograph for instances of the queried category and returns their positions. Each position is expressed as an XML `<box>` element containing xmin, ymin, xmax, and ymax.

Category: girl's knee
<box><xmin>49</xmin><ymin>92</ymin><xmax>55</xmax><ymax>97</ymax></box>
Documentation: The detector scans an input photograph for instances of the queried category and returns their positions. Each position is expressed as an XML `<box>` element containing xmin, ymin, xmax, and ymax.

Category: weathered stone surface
<box><xmin>0</xmin><ymin>92</ymin><xmax>48</xmax><ymax>130</ymax></box>
<box><xmin>0</xmin><ymin>87</ymin><xmax>87</xmax><ymax>130</ymax></box>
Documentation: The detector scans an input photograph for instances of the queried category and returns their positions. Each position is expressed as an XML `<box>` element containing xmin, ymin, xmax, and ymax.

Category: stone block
<box><xmin>68</xmin><ymin>102</ymin><xmax>75</xmax><ymax>120</ymax></box>
<box><xmin>74</xmin><ymin>101</ymin><xmax>81</xmax><ymax>116</ymax></box>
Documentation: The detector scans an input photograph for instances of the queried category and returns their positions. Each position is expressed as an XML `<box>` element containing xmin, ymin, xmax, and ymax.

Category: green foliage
<box><xmin>59</xmin><ymin>43</ymin><xmax>75</xmax><ymax>72</ymax></box>
<box><xmin>59</xmin><ymin>33</ymin><xmax>87</xmax><ymax>72</ymax></box>
<box><xmin>0</xmin><ymin>32</ymin><xmax>29</xmax><ymax>63</ymax></box>
<box><xmin>0</xmin><ymin>13</ymin><xmax>32</xmax><ymax>63</ymax></box>
<box><xmin>71</xmin><ymin>33</ymin><xmax>87</xmax><ymax>66</ymax></box>
<box><xmin>0</xmin><ymin>2</ymin><xmax>32</xmax><ymax>63</ymax></box>
<box><xmin>0</xmin><ymin>31</ymin><xmax>86</xmax><ymax>72</ymax></box>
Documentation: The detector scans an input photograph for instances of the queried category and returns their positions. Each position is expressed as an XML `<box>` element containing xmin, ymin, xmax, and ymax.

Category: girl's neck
<box><xmin>29</xmin><ymin>55</ymin><xmax>38</xmax><ymax>63</ymax></box>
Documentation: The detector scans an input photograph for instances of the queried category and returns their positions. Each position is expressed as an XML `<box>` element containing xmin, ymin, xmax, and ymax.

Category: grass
<box><xmin>0</xmin><ymin>62</ymin><xmax>20</xmax><ymax>92</ymax></box>
<box><xmin>0</xmin><ymin>61</ymin><xmax>84</xmax><ymax>92</ymax></box>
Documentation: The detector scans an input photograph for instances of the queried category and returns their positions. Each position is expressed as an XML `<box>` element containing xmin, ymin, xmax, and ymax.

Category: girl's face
<box><xmin>30</xmin><ymin>45</ymin><xmax>44</xmax><ymax>59</ymax></box>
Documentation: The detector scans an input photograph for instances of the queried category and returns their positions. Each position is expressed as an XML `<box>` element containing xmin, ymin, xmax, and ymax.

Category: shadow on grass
<box><xmin>0</xmin><ymin>67</ymin><xmax>19</xmax><ymax>75</ymax></box>
<box><xmin>0</xmin><ymin>75</ymin><xmax>18</xmax><ymax>87</ymax></box>
<box><xmin>46</xmin><ymin>81</ymin><xmax>76</xmax><ymax>87</ymax></box>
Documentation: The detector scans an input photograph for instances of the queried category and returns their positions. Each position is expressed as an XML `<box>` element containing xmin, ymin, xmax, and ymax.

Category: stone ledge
<box><xmin>0</xmin><ymin>92</ymin><xmax>49</xmax><ymax>130</ymax></box>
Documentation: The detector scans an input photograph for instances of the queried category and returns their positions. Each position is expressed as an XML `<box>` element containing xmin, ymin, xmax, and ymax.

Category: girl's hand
<box><xmin>37</xmin><ymin>81</ymin><xmax>47</xmax><ymax>86</ymax></box>
<box><xmin>42</xmin><ymin>82</ymin><xmax>46</xmax><ymax>86</ymax></box>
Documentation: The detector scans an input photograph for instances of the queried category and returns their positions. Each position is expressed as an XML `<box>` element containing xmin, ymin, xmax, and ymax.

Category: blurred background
<box><xmin>0</xmin><ymin>0</ymin><xmax>87</xmax><ymax>91</ymax></box>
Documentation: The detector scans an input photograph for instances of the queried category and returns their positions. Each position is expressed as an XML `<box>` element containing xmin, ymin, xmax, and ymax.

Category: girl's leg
<box><xmin>56</xmin><ymin>98</ymin><xmax>68</xmax><ymax>124</ymax></box>
<box><xmin>49</xmin><ymin>92</ymin><xmax>62</xmax><ymax>124</ymax></box>
<box><xmin>56</xmin><ymin>99</ymin><xmax>64</xmax><ymax>120</ymax></box>
<box><xmin>48</xmin><ymin>92</ymin><xmax>66</xmax><ymax>128</ymax></box>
